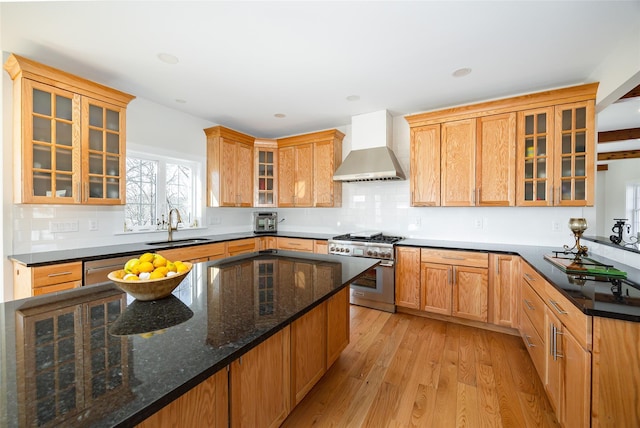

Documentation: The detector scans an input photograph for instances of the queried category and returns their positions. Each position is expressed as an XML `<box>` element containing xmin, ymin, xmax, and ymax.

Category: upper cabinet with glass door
<box><xmin>4</xmin><ymin>54</ymin><xmax>134</xmax><ymax>204</ymax></box>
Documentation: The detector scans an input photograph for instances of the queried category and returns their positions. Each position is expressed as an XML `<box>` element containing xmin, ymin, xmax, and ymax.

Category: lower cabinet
<box><xmin>520</xmin><ymin>261</ymin><xmax>591</xmax><ymax>428</ymax></box>
<box><xmin>137</xmin><ymin>369</ymin><xmax>229</xmax><ymax>428</ymax></box>
<box><xmin>158</xmin><ymin>242</ymin><xmax>227</xmax><ymax>263</ymax></box>
<box><xmin>420</xmin><ymin>249</ymin><xmax>489</xmax><ymax>322</ymax></box>
<box><xmin>276</xmin><ymin>237</ymin><xmax>314</xmax><ymax>253</ymax></box>
<box><xmin>227</xmin><ymin>238</ymin><xmax>257</xmax><ymax>257</ymax></box>
<box><xmin>490</xmin><ymin>254</ymin><xmax>520</xmax><ymax>328</ymax></box>
<box><xmin>291</xmin><ymin>304</ymin><xmax>327</xmax><ymax>406</ymax></box>
<box><xmin>326</xmin><ymin>288</ymin><xmax>350</xmax><ymax>367</ymax></box>
<box><xmin>13</xmin><ymin>261</ymin><xmax>82</xmax><ymax>299</ymax></box>
<box><xmin>395</xmin><ymin>246</ymin><xmax>421</xmax><ymax>310</ymax></box>
<box><xmin>231</xmin><ymin>328</ymin><xmax>291</xmax><ymax>428</ymax></box>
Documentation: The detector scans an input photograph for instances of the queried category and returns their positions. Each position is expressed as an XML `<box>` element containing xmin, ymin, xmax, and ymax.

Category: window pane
<box><xmin>125</xmin><ymin>158</ymin><xmax>157</xmax><ymax>227</ymax></box>
<box><xmin>166</xmin><ymin>163</ymin><xmax>193</xmax><ymax>225</ymax></box>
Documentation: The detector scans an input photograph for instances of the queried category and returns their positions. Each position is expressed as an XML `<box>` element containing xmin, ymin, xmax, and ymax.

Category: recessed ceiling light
<box><xmin>274</xmin><ymin>113</ymin><xmax>286</xmax><ymax>118</ymax></box>
<box><xmin>157</xmin><ymin>53</ymin><xmax>179</xmax><ymax>64</ymax></box>
<box><xmin>346</xmin><ymin>95</ymin><xmax>360</xmax><ymax>102</ymax></box>
<box><xmin>452</xmin><ymin>67</ymin><xmax>472</xmax><ymax>78</ymax></box>
<box><xmin>175</xmin><ymin>99</ymin><xmax>186</xmax><ymax>104</ymax></box>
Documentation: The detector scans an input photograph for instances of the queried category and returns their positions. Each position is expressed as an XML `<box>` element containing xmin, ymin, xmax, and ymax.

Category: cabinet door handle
<box><xmin>447</xmin><ymin>268</ymin><xmax>452</xmax><ymax>285</ymax></box>
<box><xmin>523</xmin><ymin>335</ymin><xmax>535</xmax><ymax>348</ymax></box>
<box><xmin>442</xmin><ymin>256</ymin><xmax>465</xmax><ymax>261</ymax></box>
<box><xmin>496</xmin><ymin>256</ymin><xmax>500</xmax><ymax>275</ymax></box>
<box><xmin>523</xmin><ymin>299</ymin><xmax>535</xmax><ymax>311</ymax></box>
<box><xmin>549</xmin><ymin>300</ymin><xmax>568</xmax><ymax>315</ymax></box>
<box><xmin>47</xmin><ymin>271</ymin><xmax>73</xmax><ymax>277</ymax></box>
<box><xmin>452</xmin><ymin>267</ymin><xmax>456</xmax><ymax>286</ymax></box>
<box><xmin>550</xmin><ymin>323</ymin><xmax>564</xmax><ymax>360</ymax></box>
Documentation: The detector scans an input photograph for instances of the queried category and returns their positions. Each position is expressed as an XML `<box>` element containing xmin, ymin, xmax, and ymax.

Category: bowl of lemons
<box><xmin>107</xmin><ymin>252</ymin><xmax>192</xmax><ymax>301</ymax></box>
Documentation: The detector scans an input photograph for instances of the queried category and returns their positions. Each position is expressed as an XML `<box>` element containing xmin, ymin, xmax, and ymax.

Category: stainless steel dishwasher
<box><xmin>84</xmin><ymin>255</ymin><xmax>133</xmax><ymax>286</ymax></box>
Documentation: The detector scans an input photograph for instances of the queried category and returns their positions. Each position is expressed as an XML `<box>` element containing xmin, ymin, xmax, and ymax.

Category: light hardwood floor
<box><xmin>282</xmin><ymin>305</ymin><xmax>560</xmax><ymax>427</ymax></box>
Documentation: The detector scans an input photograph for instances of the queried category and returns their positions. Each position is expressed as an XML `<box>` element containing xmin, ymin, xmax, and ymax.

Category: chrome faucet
<box><xmin>168</xmin><ymin>208</ymin><xmax>182</xmax><ymax>241</ymax></box>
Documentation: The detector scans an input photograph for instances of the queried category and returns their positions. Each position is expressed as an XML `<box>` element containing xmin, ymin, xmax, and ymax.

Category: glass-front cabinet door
<box><xmin>22</xmin><ymin>80</ymin><xmax>81</xmax><ymax>203</ymax></box>
<box><xmin>82</xmin><ymin>98</ymin><xmax>126</xmax><ymax>204</ymax></box>
<box><xmin>517</xmin><ymin>107</ymin><xmax>553</xmax><ymax>206</ymax></box>
<box><xmin>254</xmin><ymin>140</ymin><xmax>278</xmax><ymax>207</ymax></box>
<box><xmin>554</xmin><ymin>101</ymin><xmax>594</xmax><ymax>206</ymax></box>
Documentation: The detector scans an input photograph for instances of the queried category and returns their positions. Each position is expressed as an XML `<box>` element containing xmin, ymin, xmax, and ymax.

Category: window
<box><xmin>627</xmin><ymin>183</ymin><xmax>640</xmax><ymax>238</ymax></box>
<box><xmin>125</xmin><ymin>152</ymin><xmax>199</xmax><ymax>231</ymax></box>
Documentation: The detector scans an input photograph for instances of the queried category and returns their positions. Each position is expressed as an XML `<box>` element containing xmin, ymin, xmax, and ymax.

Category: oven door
<box><xmin>350</xmin><ymin>260</ymin><xmax>395</xmax><ymax>313</ymax></box>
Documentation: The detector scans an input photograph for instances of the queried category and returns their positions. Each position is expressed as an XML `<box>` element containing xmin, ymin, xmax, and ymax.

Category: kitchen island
<box><xmin>0</xmin><ymin>250</ymin><xmax>378</xmax><ymax>427</ymax></box>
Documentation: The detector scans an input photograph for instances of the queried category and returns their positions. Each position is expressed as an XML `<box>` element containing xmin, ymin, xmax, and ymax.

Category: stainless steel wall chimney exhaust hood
<box><xmin>333</xmin><ymin>110</ymin><xmax>406</xmax><ymax>182</ymax></box>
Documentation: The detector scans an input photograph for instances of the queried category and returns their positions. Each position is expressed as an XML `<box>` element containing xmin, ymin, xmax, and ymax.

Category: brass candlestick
<box><xmin>563</xmin><ymin>217</ymin><xmax>588</xmax><ymax>258</ymax></box>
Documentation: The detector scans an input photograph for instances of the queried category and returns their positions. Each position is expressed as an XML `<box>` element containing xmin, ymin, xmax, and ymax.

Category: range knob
<box><xmin>340</xmin><ymin>248</ymin><xmax>346</xmax><ymax>252</ymax></box>
<box><xmin>345</xmin><ymin>248</ymin><xmax>350</xmax><ymax>253</ymax></box>
<box><xmin>367</xmin><ymin>250</ymin><xmax>373</xmax><ymax>256</ymax></box>
<box><xmin>329</xmin><ymin>246</ymin><xmax>335</xmax><ymax>252</ymax></box>
<box><xmin>372</xmin><ymin>251</ymin><xmax>379</xmax><ymax>257</ymax></box>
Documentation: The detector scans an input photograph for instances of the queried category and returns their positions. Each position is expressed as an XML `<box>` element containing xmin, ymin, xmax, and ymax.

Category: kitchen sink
<box><xmin>145</xmin><ymin>238</ymin><xmax>211</xmax><ymax>246</ymax></box>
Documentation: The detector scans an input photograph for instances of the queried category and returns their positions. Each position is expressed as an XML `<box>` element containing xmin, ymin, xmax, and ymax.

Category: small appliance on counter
<box><xmin>253</xmin><ymin>211</ymin><xmax>278</xmax><ymax>233</ymax></box>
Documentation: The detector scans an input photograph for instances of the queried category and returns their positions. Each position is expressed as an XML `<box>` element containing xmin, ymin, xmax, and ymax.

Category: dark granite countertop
<box><xmin>0</xmin><ymin>250</ymin><xmax>378</xmax><ymax>427</ymax></box>
<box><xmin>8</xmin><ymin>231</ymin><xmax>336</xmax><ymax>266</ymax></box>
<box><xmin>399</xmin><ymin>239</ymin><xmax>640</xmax><ymax>322</ymax></box>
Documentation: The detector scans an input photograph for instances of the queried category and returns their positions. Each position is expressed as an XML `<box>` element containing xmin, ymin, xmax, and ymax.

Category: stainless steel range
<box><xmin>329</xmin><ymin>231</ymin><xmax>404</xmax><ymax>313</ymax></box>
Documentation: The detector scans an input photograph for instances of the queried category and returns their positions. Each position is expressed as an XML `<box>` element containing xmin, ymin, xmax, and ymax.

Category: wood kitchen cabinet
<box><xmin>313</xmin><ymin>239</ymin><xmax>328</xmax><ymax>254</ymax></box>
<box><xmin>4</xmin><ymin>54</ymin><xmax>134</xmax><ymax>205</ymax></box>
<box><xmin>291</xmin><ymin>303</ymin><xmax>327</xmax><ymax>406</ymax></box>
<box><xmin>489</xmin><ymin>253</ymin><xmax>520</xmax><ymax>328</ymax></box>
<box><xmin>277</xmin><ymin>237</ymin><xmax>314</xmax><ymax>253</ymax></box>
<box><xmin>230</xmin><ymin>327</ymin><xmax>291</xmax><ymax>428</ymax></box>
<box><xmin>395</xmin><ymin>246</ymin><xmax>421</xmax><ymax>309</ymax></box>
<box><xmin>137</xmin><ymin>368</ymin><xmax>228</xmax><ymax>428</ymax></box>
<box><xmin>204</xmin><ymin>126</ymin><xmax>254</xmax><ymax>207</ymax></box>
<box><xmin>326</xmin><ymin>287</ymin><xmax>349</xmax><ymax>367</ymax></box>
<box><xmin>13</xmin><ymin>261</ymin><xmax>83</xmax><ymax>299</ymax></box>
<box><xmin>259</xmin><ymin>236</ymin><xmax>278</xmax><ymax>250</ymax></box>
<box><xmin>158</xmin><ymin>242</ymin><xmax>227</xmax><ymax>264</ymax></box>
<box><xmin>226</xmin><ymin>238</ymin><xmax>257</xmax><ymax>257</ymax></box>
<box><xmin>277</xmin><ymin>130</ymin><xmax>344</xmax><ymax>208</ymax></box>
<box><xmin>420</xmin><ymin>249</ymin><xmax>489</xmax><ymax>322</ymax></box>
<box><xmin>254</xmin><ymin>139</ymin><xmax>278</xmax><ymax>207</ymax></box>
<box><xmin>406</xmin><ymin>83</ymin><xmax>597</xmax><ymax>208</ymax></box>
<box><xmin>516</xmin><ymin>100</ymin><xmax>595</xmax><ymax>206</ymax></box>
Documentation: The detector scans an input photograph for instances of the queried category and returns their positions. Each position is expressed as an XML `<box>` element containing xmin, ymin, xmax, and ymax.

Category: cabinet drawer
<box><xmin>33</xmin><ymin>262</ymin><xmax>82</xmax><ymax>288</ymax></box>
<box><xmin>520</xmin><ymin>306</ymin><xmax>545</xmax><ymax>379</ymax></box>
<box><xmin>521</xmin><ymin>262</ymin><xmax>547</xmax><ymax>298</ymax></box>
<box><xmin>159</xmin><ymin>242</ymin><xmax>227</xmax><ymax>263</ymax></box>
<box><xmin>521</xmin><ymin>280</ymin><xmax>545</xmax><ymax>338</ymax></box>
<box><xmin>544</xmin><ymin>281</ymin><xmax>591</xmax><ymax>349</ymax></box>
<box><xmin>33</xmin><ymin>281</ymin><xmax>81</xmax><ymax>295</ymax></box>
<box><xmin>420</xmin><ymin>249</ymin><xmax>488</xmax><ymax>268</ymax></box>
<box><xmin>277</xmin><ymin>237</ymin><xmax>314</xmax><ymax>253</ymax></box>
<box><xmin>227</xmin><ymin>238</ymin><xmax>256</xmax><ymax>256</ymax></box>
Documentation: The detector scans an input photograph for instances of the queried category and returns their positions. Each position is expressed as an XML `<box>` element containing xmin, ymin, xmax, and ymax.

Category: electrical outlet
<box><xmin>474</xmin><ymin>218</ymin><xmax>483</xmax><ymax>229</ymax></box>
<box><xmin>209</xmin><ymin>216</ymin><xmax>221</xmax><ymax>225</ymax></box>
<box><xmin>552</xmin><ymin>221</ymin><xmax>561</xmax><ymax>232</ymax></box>
<box><xmin>415</xmin><ymin>217</ymin><xmax>422</xmax><ymax>226</ymax></box>
<box><xmin>89</xmin><ymin>219</ymin><xmax>99</xmax><ymax>231</ymax></box>
<box><xmin>49</xmin><ymin>220</ymin><xmax>79</xmax><ymax>233</ymax></box>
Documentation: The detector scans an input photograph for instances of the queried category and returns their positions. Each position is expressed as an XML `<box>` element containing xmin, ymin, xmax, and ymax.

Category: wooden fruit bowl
<box><xmin>107</xmin><ymin>262</ymin><xmax>193</xmax><ymax>301</ymax></box>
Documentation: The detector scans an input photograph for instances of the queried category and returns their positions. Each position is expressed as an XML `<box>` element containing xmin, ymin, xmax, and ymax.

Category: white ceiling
<box><xmin>1</xmin><ymin>1</ymin><xmax>639</xmax><ymax>139</ymax></box>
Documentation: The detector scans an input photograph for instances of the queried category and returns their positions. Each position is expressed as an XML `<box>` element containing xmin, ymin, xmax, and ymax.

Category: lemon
<box><xmin>138</xmin><ymin>261</ymin><xmax>154</xmax><ymax>273</ymax></box>
<box><xmin>154</xmin><ymin>266</ymin><xmax>169</xmax><ymax>276</ymax></box>
<box><xmin>124</xmin><ymin>258</ymin><xmax>140</xmax><ymax>273</ymax></box>
<box><xmin>176</xmin><ymin>263</ymin><xmax>189</xmax><ymax>274</ymax></box>
<box><xmin>149</xmin><ymin>270</ymin><xmax>165</xmax><ymax>279</ymax></box>
<box><xmin>139</xmin><ymin>252</ymin><xmax>155</xmax><ymax>263</ymax></box>
<box><xmin>153</xmin><ymin>255</ymin><xmax>167</xmax><ymax>268</ymax></box>
<box><xmin>166</xmin><ymin>261</ymin><xmax>177</xmax><ymax>272</ymax></box>
<box><xmin>123</xmin><ymin>273</ymin><xmax>140</xmax><ymax>281</ymax></box>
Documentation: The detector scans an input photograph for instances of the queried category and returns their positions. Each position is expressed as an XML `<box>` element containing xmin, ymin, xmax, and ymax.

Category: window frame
<box><xmin>125</xmin><ymin>149</ymin><xmax>203</xmax><ymax>232</ymax></box>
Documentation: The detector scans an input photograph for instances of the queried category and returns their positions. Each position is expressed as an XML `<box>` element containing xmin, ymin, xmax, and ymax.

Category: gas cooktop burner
<box><xmin>331</xmin><ymin>232</ymin><xmax>404</xmax><ymax>244</ymax></box>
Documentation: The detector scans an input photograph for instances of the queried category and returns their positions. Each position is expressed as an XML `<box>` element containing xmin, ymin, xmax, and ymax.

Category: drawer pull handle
<box><xmin>524</xmin><ymin>273</ymin><xmax>535</xmax><ymax>282</ymax></box>
<box><xmin>442</xmin><ymin>256</ymin><xmax>465</xmax><ymax>261</ymax></box>
<box><xmin>523</xmin><ymin>335</ymin><xmax>535</xmax><ymax>348</ymax></box>
<box><xmin>47</xmin><ymin>271</ymin><xmax>73</xmax><ymax>277</ymax></box>
<box><xmin>549</xmin><ymin>300</ymin><xmax>568</xmax><ymax>315</ymax></box>
<box><xmin>523</xmin><ymin>299</ymin><xmax>535</xmax><ymax>311</ymax></box>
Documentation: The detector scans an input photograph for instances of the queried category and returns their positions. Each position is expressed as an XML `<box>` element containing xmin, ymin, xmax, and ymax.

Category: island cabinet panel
<box><xmin>395</xmin><ymin>246</ymin><xmax>421</xmax><ymax>309</ymax></box>
<box><xmin>410</xmin><ymin>124</ymin><xmax>441</xmax><ymax>206</ymax></box>
<box><xmin>476</xmin><ymin>113</ymin><xmax>516</xmax><ymax>206</ymax></box>
<box><xmin>231</xmin><ymin>327</ymin><xmax>291</xmax><ymax>428</ymax></box>
<box><xmin>441</xmin><ymin>119</ymin><xmax>476</xmax><ymax>206</ymax></box>
<box><xmin>204</xmin><ymin>126</ymin><xmax>255</xmax><ymax>207</ymax></box>
<box><xmin>489</xmin><ymin>254</ymin><xmax>520</xmax><ymax>328</ymax></box>
<box><xmin>326</xmin><ymin>287</ymin><xmax>349</xmax><ymax>368</ymax></box>
<box><xmin>13</xmin><ymin>261</ymin><xmax>82</xmax><ymax>299</ymax></box>
<box><xmin>291</xmin><ymin>303</ymin><xmax>327</xmax><ymax>406</ymax></box>
<box><xmin>592</xmin><ymin>317</ymin><xmax>640</xmax><ymax>428</ymax></box>
<box><xmin>137</xmin><ymin>368</ymin><xmax>228</xmax><ymax>428</ymax></box>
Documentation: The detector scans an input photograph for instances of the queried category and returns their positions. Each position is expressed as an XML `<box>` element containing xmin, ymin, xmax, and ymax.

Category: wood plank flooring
<box><xmin>282</xmin><ymin>305</ymin><xmax>560</xmax><ymax>427</ymax></box>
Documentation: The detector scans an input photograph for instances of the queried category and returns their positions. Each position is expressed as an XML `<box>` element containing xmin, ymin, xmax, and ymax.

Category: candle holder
<box><xmin>563</xmin><ymin>217</ymin><xmax>588</xmax><ymax>258</ymax></box>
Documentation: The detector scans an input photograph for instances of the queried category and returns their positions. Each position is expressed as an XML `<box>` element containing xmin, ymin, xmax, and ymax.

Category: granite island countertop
<box><xmin>0</xmin><ymin>250</ymin><xmax>378</xmax><ymax>427</ymax></box>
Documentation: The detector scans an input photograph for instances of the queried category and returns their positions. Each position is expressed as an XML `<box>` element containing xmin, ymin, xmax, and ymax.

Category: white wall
<box><xmin>596</xmin><ymin>159</ymin><xmax>640</xmax><ymax>235</ymax></box>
